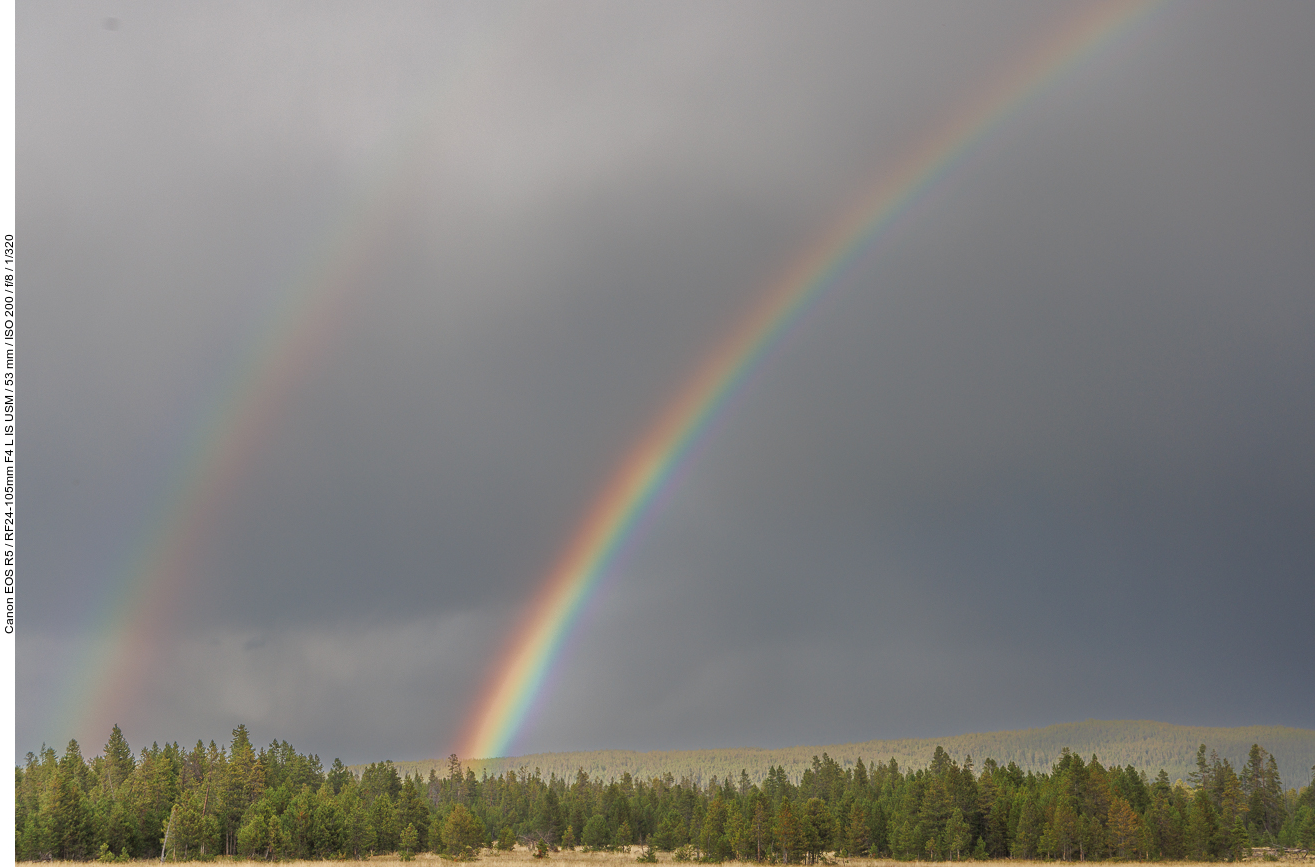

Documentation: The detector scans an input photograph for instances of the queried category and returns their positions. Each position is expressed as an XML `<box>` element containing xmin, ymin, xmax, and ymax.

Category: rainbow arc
<box><xmin>456</xmin><ymin>0</ymin><xmax>1156</xmax><ymax>761</ymax></box>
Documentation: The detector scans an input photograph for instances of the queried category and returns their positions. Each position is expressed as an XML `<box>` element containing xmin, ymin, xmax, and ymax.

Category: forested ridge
<box><xmin>374</xmin><ymin>722</ymin><xmax>1315</xmax><ymax>795</ymax></box>
<box><xmin>14</xmin><ymin>724</ymin><xmax>1315</xmax><ymax>861</ymax></box>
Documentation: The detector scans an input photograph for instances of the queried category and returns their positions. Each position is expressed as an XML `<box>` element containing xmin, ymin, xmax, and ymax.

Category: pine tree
<box><xmin>726</xmin><ymin>798</ymin><xmax>751</xmax><ymax>861</ymax></box>
<box><xmin>1107</xmin><ymin>795</ymin><xmax>1142</xmax><ymax>859</ymax></box>
<box><xmin>846</xmin><ymin>799</ymin><xmax>870</xmax><ymax>856</ymax></box>
<box><xmin>445</xmin><ymin>802</ymin><xmax>487</xmax><ymax>855</ymax></box>
<box><xmin>1144</xmin><ymin>790</ymin><xmax>1185</xmax><ymax>860</ymax></box>
<box><xmin>1186</xmin><ymin>788</ymin><xmax>1218</xmax><ymax>860</ymax></box>
<box><xmin>775</xmin><ymin>798</ymin><xmax>802</xmax><ymax>864</ymax></box>
<box><xmin>582</xmin><ymin>814</ymin><xmax>610</xmax><ymax>850</ymax></box>
<box><xmin>1257</xmin><ymin>754</ymin><xmax>1284</xmax><ymax>839</ymax></box>
<box><xmin>941</xmin><ymin>807</ymin><xmax>971</xmax><ymax>861</ymax></box>
<box><xmin>1226</xmin><ymin>816</ymin><xmax>1249</xmax><ymax>861</ymax></box>
<box><xmin>397</xmin><ymin>777</ymin><xmax>432</xmax><ymax>850</ymax></box>
<box><xmin>400</xmin><ymin>822</ymin><xmax>419</xmax><ymax>861</ymax></box>
<box><xmin>343</xmin><ymin>788</ymin><xmax>376</xmax><ymax>858</ymax></box>
<box><xmin>752</xmin><ymin>800</ymin><xmax>768</xmax><ymax>861</ymax></box>
<box><xmin>1188</xmin><ymin>744</ymin><xmax>1210</xmax><ymax>791</ymax></box>
<box><xmin>800</xmin><ymin>797</ymin><xmax>828</xmax><ymax>864</ymax></box>
<box><xmin>537</xmin><ymin>783</ymin><xmax>563</xmax><ymax>843</ymax></box>
<box><xmin>615</xmin><ymin>819</ymin><xmax>635</xmax><ymax>852</ymax></box>
<box><xmin>326</xmin><ymin>758</ymin><xmax>353</xmax><ymax>795</ymax></box>
<box><xmin>699</xmin><ymin>798</ymin><xmax>726</xmax><ymax>860</ymax></box>
<box><xmin>429</xmin><ymin>808</ymin><xmax>446</xmax><ymax>854</ymax></box>
<box><xmin>369</xmin><ymin>792</ymin><xmax>399</xmax><ymax>853</ymax></box>
<box><xmin>222</xmin><ymin>724</ymin><xmax>263</xmax><ymax>854</ymax></box>
<box><xmin>284</xmin><ymin>785</ymin><xmax>316</xmax><ymax>858</ymax></box>
<box><xmin>46</xmin><ymin>753</ymin><xmax>91</xmax><ymax>860</ymax></box>
<box><xmin>313</xmin><ymin>781</ymin><xmax>346</xmax><ymax>856</ymax></box>
<box><xmin>1043</xmin><ymin>795</ymin><xmax>1079</xmax><ymax>861</ymax></box>
<box><xmin>236</xmin><ymin>802</ymin><xmax>274</xmax><ymax>859</ymax></box>
<box><xmin>102</xmin><ymin>726</ymin><xmax>135</xmax><ymax>797</ymax></box>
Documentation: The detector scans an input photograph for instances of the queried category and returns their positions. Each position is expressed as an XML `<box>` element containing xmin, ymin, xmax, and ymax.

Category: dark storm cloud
<box><xmin>18</xmin><ymin>2</ymin><xmax>1315</xmax><ymax>764</ymax></box>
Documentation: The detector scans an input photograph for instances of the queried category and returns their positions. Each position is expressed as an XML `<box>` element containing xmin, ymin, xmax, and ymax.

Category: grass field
<box><xmin>36</xmin><ymin>847</ymin><xmax>1311</xmax><ymax>866</ymax></box>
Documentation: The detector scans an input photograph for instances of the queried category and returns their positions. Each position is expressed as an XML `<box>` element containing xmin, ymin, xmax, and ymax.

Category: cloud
<box><xmin>18</xmin><ymin>1</ymin><xmax>1315</xmax><ymax>761</ymax></box>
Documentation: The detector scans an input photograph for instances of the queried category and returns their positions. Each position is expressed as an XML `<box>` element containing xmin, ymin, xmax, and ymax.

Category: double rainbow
<box><xmin>61</xmin><ymin>1</ymin><xmax>1158</xmax><ymax>757</ymax></box>
<box><xmin>457</xmin><ymin>0</ymin><xmax>1157</xmax><ymax>760</ymax></box>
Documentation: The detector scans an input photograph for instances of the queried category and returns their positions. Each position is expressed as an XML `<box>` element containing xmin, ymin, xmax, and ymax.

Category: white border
<box><xmin>2</xmin><ymin>0</ymin><xmax>14</xmax><ymax>863</ymax></box>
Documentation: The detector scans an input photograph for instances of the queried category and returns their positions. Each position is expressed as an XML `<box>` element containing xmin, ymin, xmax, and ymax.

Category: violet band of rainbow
<box><xmin>457</xmin><ymin>0</ymin><xmax>1158</xmax><ymax>761</ymax></box>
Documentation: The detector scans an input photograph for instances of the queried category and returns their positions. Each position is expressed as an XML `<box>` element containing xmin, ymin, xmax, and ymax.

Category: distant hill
<box><xmin>366</xmin><ymin>721</ymin><xmax>1315</xmax><ymax>790</ymax></box>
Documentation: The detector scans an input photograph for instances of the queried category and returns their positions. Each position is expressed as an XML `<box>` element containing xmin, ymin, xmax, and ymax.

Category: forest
<box><xmin>14</xmin><ymin>725</ymin><xmax>1315</xmax><ymax>862</ymax></box>
<box><xmin>377</xmin><ymin>722</ymin><xmax>1315</xmax><ymax>796</ymax></box>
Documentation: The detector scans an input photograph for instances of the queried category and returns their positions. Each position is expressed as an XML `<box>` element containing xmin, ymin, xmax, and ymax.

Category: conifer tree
<box><xmin>942</xmin><ymin>807</ymin><xmax>971</xmax><ymax>861</ymax></box>
<box><xmin>801</xmin><ymin>797</ymin><xmax>827</xmax><ymax>863</ymax></box>
<box><xmin>312</xmin><ymin>781</ymin><xmax>345</xmax><ymax>857</ymax></box>
<box><xmin>396</xmin><ymin>777</ymin><xmax>431</xmax><ymax>850</ymax></box>
<box><xmin>429</xmin><ymin>808</ymin><xmax>446</xmax><ymax>854</ymax></box>
<box><xmin>1256</xmin><ymin>753</ymin><xmax>1285</xmax><ymax>839</ymax></box>
<box><xmin>1186</xmin><ymin>788</ymin><xmax>1218</xmax><ymax>860</ymax></box>
<box><xmin>326</xmin><ymin>757</ymin><xmax>352</xmax><ymax>795</ymax></box>
<box><xmin>102</xmin><ymin>726</ymin><xmax>135</xmax><ymax>797</ymax></box>
<box><xmin>751</xmin><ymin>800</ymin><xmax>768</xmax><ymax>861</ymax></box>
<box><xmin>775</xmin><ymin>797</ymin><xmax>802</xmax><ymax>864</ymax></box>
<box><xmin>582</xmin><ymin>813</ymin><xmax>610</xmax><ymax>850</ymax></box>
<box><xmin>615</xmin><ymin>819</ymin><xmax>634</xmax><ymax>852</ymax></box>
<box><xmin>342</xmin><ymin>787</ymin><xmax>376</xmax><ymax>858</ymax></box>
<box><xmin>284</xmin><ymin>785</ymin><xmax>316</xmax><ymax>858</ymax></box>
<box><xmin>726</xmin><ymin>798</ymin><xmax>750</xmax><ymax>861</ymax></box>
<box><xmin>369</xmin><ymin>792</ymin><xmax>399</xmax><ymax>852</ymax></box>
<box><xmin>445</xmin><ymin>802</ymin><xmax>487</xmax><ymax>855</ymax></box>
<box><xmin>400</xmin><ymin>822</ymin><xmax>419</xmax><ymax>861</ymax></box>
<box><xmin>222</xmin><ymin>724</ymin><xmax>263</xmax><ymax>853</ymax></box>
<box><xmin>1107</xmin><ymin>795</ymin><xmax>1141</xmax><ymax>859</ymax></box>
<box><xmin>1010</xmin><ymin>793</ymin><xmax>1040</xmax><ymax>859</ymax></box>
<box><xmin>46</xmin><ymin>751</ymin><xmax>91</xmax><ymax>860</ymax></box>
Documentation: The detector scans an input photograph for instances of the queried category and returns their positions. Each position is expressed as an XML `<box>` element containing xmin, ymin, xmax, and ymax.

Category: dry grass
<box><xmin>36</xmin><ymin>849</ymin><xmax>1312</xmax><ymax>866</ymax></box>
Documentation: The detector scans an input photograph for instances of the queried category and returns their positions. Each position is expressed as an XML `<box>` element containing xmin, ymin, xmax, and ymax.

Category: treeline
<box><xmin>14</xmin><ymin>725</ymin><xmax>1315</xmax><ymax>862</ymax></box>
<box><xmin>380</xmin><ymin>722</ymin><xmax>1315</xmax><ymax>795</ymax></box>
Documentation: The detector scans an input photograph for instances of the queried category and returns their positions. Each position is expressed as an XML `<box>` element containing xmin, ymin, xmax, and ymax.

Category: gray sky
<box><xmin>19</xmin><ymin>1</ymin><xmax>1315</xmax><ymax>766</ymax></box>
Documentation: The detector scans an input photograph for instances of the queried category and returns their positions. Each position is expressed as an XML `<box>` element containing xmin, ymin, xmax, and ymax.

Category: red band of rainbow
<box><xmin>456</xmin><ymin>0</ymin><xmax>1158</xmax><ymax>761</ymax></box>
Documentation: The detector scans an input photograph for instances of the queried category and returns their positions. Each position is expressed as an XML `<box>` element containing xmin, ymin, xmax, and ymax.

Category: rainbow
<box><xmin>61</xmin><ymin>4</ymin><xmax>543</xmax><ymax>740</ymax></box>
<box><xmin>456</xmin><ymin>0</ymin><xmax>1159</xmax><ymax>760</ymax></box>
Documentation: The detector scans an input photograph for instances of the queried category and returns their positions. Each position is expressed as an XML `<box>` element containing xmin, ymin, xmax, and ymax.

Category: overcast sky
<box><xmin>18</xmin><ymin>1</ymin><xmax>1315</xmax><ymax>766</ymax></box>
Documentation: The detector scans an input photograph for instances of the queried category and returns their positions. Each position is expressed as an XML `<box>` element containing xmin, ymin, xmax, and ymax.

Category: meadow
<box><xmin>35</xmin><ymin>848</ymin><xmax>1313</xmax><ymax>866</ymax></box>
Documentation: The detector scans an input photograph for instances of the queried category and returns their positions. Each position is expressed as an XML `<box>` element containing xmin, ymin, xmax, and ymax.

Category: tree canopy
<box><xmin>14</xmin><ymin>726</ymin><xmax>1315</xmax><ymax>861</ymax></box>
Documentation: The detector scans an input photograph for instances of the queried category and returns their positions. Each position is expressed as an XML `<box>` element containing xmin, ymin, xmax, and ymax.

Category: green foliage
<box><xmin>399</xmin><ymin>822</ymin><xmax>418</xmax><ymax>861</ymax></box>
<box><xmin>369</xmin><ymin>791</ymin><xmax>399</xmax><ymax>853</ymax></box>
<box><xmin>429</xmin><ymin>807</ymin><xmax>447</xmax><ymax>854</ymax></box>
<box><xmin>372</xmin><ymin>721</ymin><xmax>1315</xmax><ymax>793</ymax></box>
<box><xmin>444</xmin><ymin>802</ymin><xmax>486</xmax><ymax>856</ymax></box>
<box><xmin>582</xmin><ymin>813</ymin><xmax>610</xmax><ymax>850</ymax></box>
<box><xmin>17</xmin><ymin>721</ymin><xmax>1315</xmax><ymax>863</ymax></box>
<box><xmin>654</xmin><ymin>811</ymin><xmax>686</xmax><ymax>850</ymax></box>
<box><xmin>614</xmin><ymin>819</ymin><xmax>634</xmax><ymax>851</ymax></box>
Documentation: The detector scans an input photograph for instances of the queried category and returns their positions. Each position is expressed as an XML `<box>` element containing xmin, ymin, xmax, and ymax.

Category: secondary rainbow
<box><xmin>62</xmin><ymin>4</ymin><xmax>543</xmax><ymax>741</ymax></box>
<box><xmin>457</xmin><ymin>0</ymin><xmax>1158</xmax><ymax>761</ymax></box>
